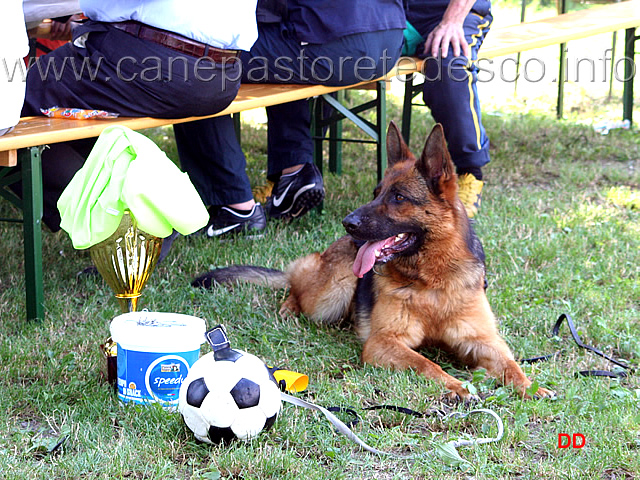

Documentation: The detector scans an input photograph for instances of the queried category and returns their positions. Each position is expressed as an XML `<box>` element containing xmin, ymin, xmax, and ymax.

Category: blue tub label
<box><xmin>116</xmin><ymin>346</ymin><xmax>199</xmax><ymax>407</ymax></box>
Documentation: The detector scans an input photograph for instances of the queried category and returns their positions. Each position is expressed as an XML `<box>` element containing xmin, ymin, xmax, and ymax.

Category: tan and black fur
<box><xmin>193</xmin><ymin>123</ymin><xmax>554</xmax><ymax>400</ymax></box>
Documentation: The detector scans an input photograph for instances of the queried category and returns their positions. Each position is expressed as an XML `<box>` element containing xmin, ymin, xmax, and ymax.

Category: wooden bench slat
<box><xmin>385</xmin><ymin>0</ymin><xmax>640</xmax><ymax>77</ymax></box>
<box><xmin>0</xmin><ymin>82</ymin><xmax>375</xmax><ymax>152</ymax></box>
<box><xmin>481</xmin><ymin>0</ymin><xmax>640</xmax><ymax>59</ymax></box>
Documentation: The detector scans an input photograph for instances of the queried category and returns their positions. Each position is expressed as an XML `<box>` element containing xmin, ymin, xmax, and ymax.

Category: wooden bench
<box><xmin>0</xmin><ymin>80</ymin><xmax>390</xmax><ymax>321</ymax></box>
<box><xmin>1</xmin><ymin>0</ymin><xmax>639</xmax><ymax>320</ymax></box>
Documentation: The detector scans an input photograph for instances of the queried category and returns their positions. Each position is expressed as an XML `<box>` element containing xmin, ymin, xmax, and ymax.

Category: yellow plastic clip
<box><xmin>271</xmin><ymin>369</ymin><xmax>309</xmax><ymax>393</ymax></box>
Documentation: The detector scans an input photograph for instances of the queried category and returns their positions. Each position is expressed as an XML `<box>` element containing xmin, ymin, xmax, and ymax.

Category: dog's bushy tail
<box><xmin>191</xmin><ymin>266</ymin><xmax>289</xmax><ymax>290</ymax></box>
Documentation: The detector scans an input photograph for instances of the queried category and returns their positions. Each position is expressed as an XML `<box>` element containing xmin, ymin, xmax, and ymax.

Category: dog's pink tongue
<box><xmin>353</xmin><ymin>239</ymin><xmax>387</xmax><ymax>278</ymax></box>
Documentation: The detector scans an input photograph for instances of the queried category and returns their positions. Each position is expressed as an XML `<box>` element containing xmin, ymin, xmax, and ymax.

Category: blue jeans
<box><xmin>175</xmin><ymin>25</ymin><xmax>404</xmax><ymax>206</ymax></box>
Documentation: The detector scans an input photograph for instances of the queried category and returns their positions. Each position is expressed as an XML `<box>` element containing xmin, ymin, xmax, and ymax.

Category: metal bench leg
<box><xmin>328</xmin><ymin>91</ymin><xmax>344</xmax><ymax>175</ymax></box>
<box><xmin>557</xmin><ymin>43</ymin><xmax>566</xmax><ymax>119</ymax></box>
<box><xmin>376</xmin><ymin>80</ymin><xmax>387</xmax><ymax>182</ymax></box>
<box><xmin>312</xmin><ymin>96</ymin><xmax>324</xmax><ymax>176</ymax></box>
<box><xmin>401</xmin><ymin>74</ymin><xmax>415</xmax><ymax>145</ymax></box>
<box><xmin>556</xmin><ymin>0</ymin><xmax>568</xmax><ymax>119</ymax></box>
<box><xmin>233</xmin><ymin>113</ymin><xmax>242</xmax><ymax>145</ymax></box>
<box><xmin>623</xmin><ymin>27</ymin><xmax>637</xmax><ymax>126</ymax></box>
<box><xmin>608</xmin><ymin>31</ymin><xmax>617</xmax><ymax>101</ymax></box>
<box><xmin>401</xmin><ymin>74</ymin><xmax>426</xmax><ymax>147</ymax></box>
<box><xmin>21</xmin><ymin>147</ymin><xmax>44</xmax><ymax>321</ymax></box>
<box><xmin>311</xmin><ymin>97</ymin><xmax>324</xmax><ymax>213</ymax></box>
<box><xmin>313</xmin><ymin>83</ymin><xmax>387</xmax><ymax>184</ymax></box>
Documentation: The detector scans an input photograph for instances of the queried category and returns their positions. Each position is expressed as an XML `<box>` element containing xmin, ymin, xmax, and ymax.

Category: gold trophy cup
<box><xmin>89</xmin><ymin>210</ymin><xmax>163</xmax><ymax>313</ymax></box>
<box><xmin>92</xmin><ymin>211</ymin><xmax>163</xmax><ymax>388</ymax></box>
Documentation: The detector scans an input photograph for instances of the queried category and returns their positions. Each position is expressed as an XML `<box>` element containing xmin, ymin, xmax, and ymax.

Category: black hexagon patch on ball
<box><xmin>230</xmin><ymin>378</ymin><xmax>260</xmax><ymax>409</ymax></box>
<box><xmin>186</xmin><ymin>377</ymin><xmax>209</xmax><ymax>408</ymax></box>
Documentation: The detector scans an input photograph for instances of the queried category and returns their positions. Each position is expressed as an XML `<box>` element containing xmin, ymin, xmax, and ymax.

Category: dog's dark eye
<box><xmin>394</xmin><ymin>193</ymin><xmax>405</xmax><ymax>202</ymax></box>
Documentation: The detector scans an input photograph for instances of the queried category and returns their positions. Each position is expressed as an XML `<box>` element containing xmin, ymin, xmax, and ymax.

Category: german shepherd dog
<box><xmin>193</xmin><ymin>123</ymin><xmax>554</xmax><ymax>401</ymax></box>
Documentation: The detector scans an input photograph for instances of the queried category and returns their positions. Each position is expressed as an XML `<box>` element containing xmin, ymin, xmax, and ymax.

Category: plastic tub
<box><xmin>110</xmin><ymin>311</ymin><xmax>206</xmax><ymax>409</ymax></box>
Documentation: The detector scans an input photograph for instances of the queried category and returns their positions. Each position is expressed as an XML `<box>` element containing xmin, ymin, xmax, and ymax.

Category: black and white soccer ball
<box><xmin>178</xmin><ymin>349</ymin><xmax>282</xmax><ymax>444</ymax></box>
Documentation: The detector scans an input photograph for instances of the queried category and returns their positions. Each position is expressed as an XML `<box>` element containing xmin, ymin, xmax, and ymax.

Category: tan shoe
<box><xmin>457</xmin><ymin>173</ymin><xmax>483</xmax><ymax>218</ymax></box>
<box><xmin>252</xmin><ymin>180</ymin><xmax>274</xmax><ymax>204</ymax></box>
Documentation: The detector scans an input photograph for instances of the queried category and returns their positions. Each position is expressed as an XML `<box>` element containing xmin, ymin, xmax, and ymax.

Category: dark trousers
<box><xmin>174</xmin><ymin>25</ymin><xmax>404</xmax><ymax>207</ymax></box>
<box><xmin>407</xmin><ymin>1</ymin><xmax>493</xmax><ymax>173</ymax></box>
<box><xmin>20</xmin><ymin>21</ymin><xmax>241</xmax><ymax>230</ymax></box>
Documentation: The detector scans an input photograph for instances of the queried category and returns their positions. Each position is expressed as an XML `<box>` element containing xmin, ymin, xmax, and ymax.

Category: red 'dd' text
<box><xmin>558</xmin><ymin>433</ymin><xmax>586</xmax><ymax>449</ymax></box>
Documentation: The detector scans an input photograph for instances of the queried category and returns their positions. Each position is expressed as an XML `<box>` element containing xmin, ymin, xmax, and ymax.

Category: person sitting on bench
<box><xmin>405</xmin><ymin>0</ymin><xmax>493</xmax><ymax>218</ymax></box>
<box><xmin>173</xmin><ymin>0</ymin><xmax>406</xmax><ymax>238</ymax></box>
<box><xmin>18</xmin><ymin>0</ymin><xmax>259</xmax><ymax>232</ymax></box>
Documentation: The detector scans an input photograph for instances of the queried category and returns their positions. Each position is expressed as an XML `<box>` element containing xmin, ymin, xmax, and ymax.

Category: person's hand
<box><xmin>423</xmin><ymin>21</ymin><xmax>470</xmax><ymax>58</ymax></box>
<box><xmin>48</xmin><ymin>19</ymin><xmax>73</xmax><ymax>41</ymax></box>
<box><xmin>49</xmin><ymin>14</ymin><xmax>84</xmax><ymax>41</ymax></box>
<box><xmin>30</xmin><ymin>14</ymin><xmax>84</xmax><ymax>41</ymax></box>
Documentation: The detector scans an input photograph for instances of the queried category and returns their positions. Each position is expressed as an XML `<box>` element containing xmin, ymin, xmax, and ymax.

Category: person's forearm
<box><xmin>441</xmin><ymin>0</ymin><xmax>476</xmax><ymax>25</ymax></box>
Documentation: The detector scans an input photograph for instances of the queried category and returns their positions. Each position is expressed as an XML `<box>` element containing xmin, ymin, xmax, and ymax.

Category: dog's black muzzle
<box><xmin>343</xmin><ymin>206</ymin><xmax>388</xmax><ymax>241</ymax></box>
<box><xmin>342</xmin><ymin>210</ymin><xmax>363</xmax><ymax>236</ymax></box>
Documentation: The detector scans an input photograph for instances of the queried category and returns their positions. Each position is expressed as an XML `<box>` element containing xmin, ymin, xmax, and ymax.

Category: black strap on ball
<box><xmin>205</xmin><ymin>324</ymin><xmax>230</xmax><ymax>351</ymax></box>
<box><xmin>205</xmin><ymin>324</ymin><xmax>243</xmax><ymax>362</ymax></box>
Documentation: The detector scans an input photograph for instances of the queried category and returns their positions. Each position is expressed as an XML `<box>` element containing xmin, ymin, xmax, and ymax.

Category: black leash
<box><xmin>327</xmin><ymin>404</ymin><xmax>446</xmax><ymax>428</ymax></box>
<box><xmin>323</xmin><ymin>312</ymin><xmax>632</xmax><ymax>433</ymax></box>
<box><xmin>521</xmin><ymin>313</ymin><xmax>632</xmax><ymax>378</ymax></box>
<box><xmin>284</xmin><ymin>393</ymin><xmax>504</xmax><ymax>456</ymax></box>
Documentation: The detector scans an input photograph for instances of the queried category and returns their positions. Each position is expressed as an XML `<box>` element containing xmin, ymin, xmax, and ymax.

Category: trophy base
<box><xmin>101</xmin><ymin>337</ymin><xmax>118</xmax><ymax>390</ymax></box>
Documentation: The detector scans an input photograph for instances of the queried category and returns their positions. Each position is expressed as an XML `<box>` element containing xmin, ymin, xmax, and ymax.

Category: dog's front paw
<box><xmin>442</xmin><ymin>385</ymin><xmax>480</xmax><ymax>405</ymax></box>
<box><xmin>441</xmin><ymin>391</ymin><xmax>481</xmax><ymax>405</ymax></box>
<box><xmin>518</xmin><ymin>384</ymin><xmax>557</xmax><ymax>400</ymax></box>
<box><xmin>531</xmin><ymin>386</ymin><xmax>556</xmax><ymax>399</ymax></box>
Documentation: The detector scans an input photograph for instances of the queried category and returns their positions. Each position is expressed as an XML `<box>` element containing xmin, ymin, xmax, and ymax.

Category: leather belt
<box><xmin>110</xmin><ymin>21</ymin><xmax>239</xmax><ymax>63</ymax></box>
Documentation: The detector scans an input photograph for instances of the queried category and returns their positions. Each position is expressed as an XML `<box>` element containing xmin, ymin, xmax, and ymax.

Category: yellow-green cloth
<box><xmin>58</xmin><ymin>125</ymin><xmax>209</xmax><ymax>249</ymax></box>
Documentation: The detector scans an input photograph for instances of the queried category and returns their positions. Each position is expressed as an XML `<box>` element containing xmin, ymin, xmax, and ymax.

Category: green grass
<box><xmin>1</xmin><ymin>95</ymin><xmax>638</xmax><ymax>479</ymax></box>
<box><xmin>2</xmin><ymin>3</ymin><xmax>640</xmax><ymax>477</ymax></box>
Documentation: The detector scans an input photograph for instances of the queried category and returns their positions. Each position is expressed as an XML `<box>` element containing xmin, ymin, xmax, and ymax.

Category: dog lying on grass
<box><xmin>193</xmin><ymin>122</ymin><xmax>555</xmax><ymax>401</ymax></box>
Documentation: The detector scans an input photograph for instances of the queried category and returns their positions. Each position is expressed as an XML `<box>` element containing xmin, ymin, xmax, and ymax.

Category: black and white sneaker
<box><xmin>204</xmin><ymin>203</ymin><xmax>267</xmax><ymax>239</ymax></box>
<box><xmin>265</xmin><ymin>163</ymin><xmax>325</xmax><ymax>220</ymax></box>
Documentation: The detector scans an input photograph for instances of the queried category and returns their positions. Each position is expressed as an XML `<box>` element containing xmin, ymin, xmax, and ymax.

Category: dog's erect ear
<box><xmin>417</xmin><ymin>124</ymin><xmax>454</xmax><ymax>181</ymax></box>
<box><xmin>386</xmin><ymin>121</ymin><xmax>411</xmax><ymax>167</ymax></box>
